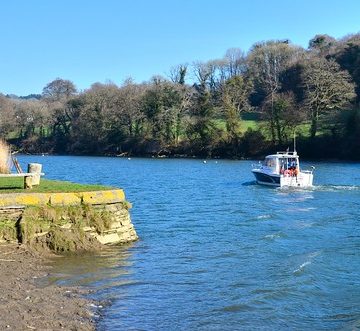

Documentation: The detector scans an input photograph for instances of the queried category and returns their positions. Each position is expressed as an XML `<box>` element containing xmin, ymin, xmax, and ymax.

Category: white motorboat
<box><xmin>251</xmin><ymin>150</ymin><xmax>314</xmax><ymax>188</ymax></box>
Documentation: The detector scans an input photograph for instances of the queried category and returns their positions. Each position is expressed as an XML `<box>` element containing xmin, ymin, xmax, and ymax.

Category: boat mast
<box><xmin>293</xmin><ymin>132</ymin><xmax>297</xmax><ymax>154</ymax></box>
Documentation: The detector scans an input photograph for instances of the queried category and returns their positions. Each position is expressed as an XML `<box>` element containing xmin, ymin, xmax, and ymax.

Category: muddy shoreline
<box><xmin>0</xmin><ymin>243</ymin><xmax>96</xmax><ymax>330</ymax></box>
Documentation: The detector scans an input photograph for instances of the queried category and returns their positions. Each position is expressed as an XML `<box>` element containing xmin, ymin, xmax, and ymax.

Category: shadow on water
<box><xmin>241</xmin><ymin>181</ymin><xmax>257</xmax><ymax>186</ymax></box>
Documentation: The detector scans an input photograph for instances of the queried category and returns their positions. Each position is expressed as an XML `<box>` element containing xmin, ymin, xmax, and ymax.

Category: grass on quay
<box><xmin>0</xmin><ymin>178</ymin><xmax>115</xmax><ymax>193</ymax></box>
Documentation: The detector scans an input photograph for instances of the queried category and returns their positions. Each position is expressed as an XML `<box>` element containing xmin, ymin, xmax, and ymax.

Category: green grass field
<box><xmin>213</xmin><ymin>118</ymin><xmax>262</xmax><ymax>132</ymax></box>
<box><xmin>0</xmin><ymin>178</ymin><xmax>115</xmax><ymax>193</ymax></box>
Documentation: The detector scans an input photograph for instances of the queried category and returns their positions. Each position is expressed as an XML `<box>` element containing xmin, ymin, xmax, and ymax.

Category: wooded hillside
<box><xmin>1</xmin><ymin>33</ymin><xmax>359</xmax><ymax>160</ymax></box>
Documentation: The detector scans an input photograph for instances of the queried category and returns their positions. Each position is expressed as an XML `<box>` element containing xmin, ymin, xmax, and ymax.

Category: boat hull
<box><xmin>252</xmin><ymin>170</ymin><xmax>280</xmax><ymax>186</ymax></box>
<box><xmin>252</xmin><ymin>169</ymin><xmax>313</xmax><ymax>188</ymax></box>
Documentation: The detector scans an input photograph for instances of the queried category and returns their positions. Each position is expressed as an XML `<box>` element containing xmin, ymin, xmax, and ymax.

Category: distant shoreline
<box><xmin>17</xmin><ymin>151</ymin><xmax>360</xmax><ymax>163</ymax></box>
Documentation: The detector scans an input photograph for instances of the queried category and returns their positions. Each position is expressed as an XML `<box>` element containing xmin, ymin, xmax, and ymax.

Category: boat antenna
<box><xmin>293</xmin><ymin>131</ymin><xmax>297</xmax><ymax>154</ymax></box>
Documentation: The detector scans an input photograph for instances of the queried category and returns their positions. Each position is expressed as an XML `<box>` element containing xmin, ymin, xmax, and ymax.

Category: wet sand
<box><xmin>0</xmin><ymin>243</ymin><xmax>95</xmax><ymax>330</ymax></box>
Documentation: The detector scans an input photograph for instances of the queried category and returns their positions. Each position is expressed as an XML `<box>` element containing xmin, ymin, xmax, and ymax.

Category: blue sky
<box><xmin>1</xmin><ymin>0</ymin><xmax>359</xmax><ymax>96</ymax></box>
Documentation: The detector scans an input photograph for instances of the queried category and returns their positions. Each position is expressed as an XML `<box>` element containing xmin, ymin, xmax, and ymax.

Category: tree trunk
<box><xmin>310</xmin><ymin>115</ymin><xmax>317</xmax><ymax>138</ymax></box>
<box><xmin>270</xmin><ymin>93</ymin><xmax>276</xmax><ymax>144</ymax></box>
<box><xmin>276</xmin><ymin>118</ymin><xmax>282</xmax><ymax>145</ymax></box>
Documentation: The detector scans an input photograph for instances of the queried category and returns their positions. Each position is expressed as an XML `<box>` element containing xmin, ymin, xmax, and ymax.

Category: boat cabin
<box><xmin>263</xmin><ymin>152</ymin><xmax>300</xmax><ymax>175</ymax></box>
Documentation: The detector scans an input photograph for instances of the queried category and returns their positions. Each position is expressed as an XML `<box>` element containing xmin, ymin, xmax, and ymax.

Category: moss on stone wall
<box><xmin>19</xmin><ymin>204</ymin><xmax>115</xmax><ymax>252</ymax></box>
<box><xmin>0</xmin><ymin>189</ymin><xmax>138</xmax><ymax>252</ymax></box>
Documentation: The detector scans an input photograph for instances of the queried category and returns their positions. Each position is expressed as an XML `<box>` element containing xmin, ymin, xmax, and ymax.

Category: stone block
<box><xmin>81</xmin><ymin>190</ymin><xmax>125</xmax><ymax>205</ymax></box>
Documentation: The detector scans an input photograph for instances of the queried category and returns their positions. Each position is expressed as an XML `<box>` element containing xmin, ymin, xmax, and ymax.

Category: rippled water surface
<box><xmin>20</xmin><ymin>156</ymin><xmax>360</xmax><ymax>330</ymax></box>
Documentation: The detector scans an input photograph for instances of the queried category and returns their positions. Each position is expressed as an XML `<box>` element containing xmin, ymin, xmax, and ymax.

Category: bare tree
<box><xmin>169</xmin><ymin>64</ymin><xmax>188</xmax><ymax>85</ymax></box>
<box><xmin>0</xmin><ymin>95</ymin><xmax>16</xmax><ymax>138</ymax></box>
<box><xmin>42</xmin><ymin>78</ymin><xmax>77</xmax><ymax>101</ymax></box>
<box><xmin>117</xmin><ymin>80</ymin><xmax>146</xmax><ymax>138</ymax></box>
<box><xmin>262</xmin><ymin>92</ymin><xmax>303</xmax><ymax>144</ymax></box>
<box><xmin>14</xmin><ymin>99</ymin><xmax>49</xmax><ymax>138</ymax></box>
<box><xmin>221</xmin><ymin>75</ymin><xmax>253</xmax><ymax>142</ymax></box>
<box><xmin>247</xmin><ymin>40</ymin><xmax>304</xmax><ymax>143</ymax></box>
<box><xmin>224</xmin><ymin>48</ymin><xmax>246</xmax><ymax>78</ymax></box>
<box><xmin>302</xmin><ymin>58</ymin><xmax>356</xmax><ymax>138</ymax></box>
<box><xmin>192</xmin><ymin>61</ymin><xmax>212</xmax><ymax>87</ymax></box>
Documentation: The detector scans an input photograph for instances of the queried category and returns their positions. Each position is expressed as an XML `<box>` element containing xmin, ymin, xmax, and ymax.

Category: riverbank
<box><xmin>0</xmin><ymin>181</ymin><xmax>138</xmax><ymax>329</ymax></box>
<box><xmin>8</xmin><ymin>129</ymin><xmax>360</xmax><ymax>161</ymax></box>
<box><xmin>0</xmin><ymin>243</ymin><xmax>95</xmax><ymax>330</ymax></box>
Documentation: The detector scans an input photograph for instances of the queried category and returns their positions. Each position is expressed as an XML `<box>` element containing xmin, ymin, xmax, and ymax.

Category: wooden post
<box><xmin>11</xmin><ymin>156</ymin><xmax>23</xmax><ymax>174</ymax></box>
<box><xmin>24</xmin><ymin>175</ymin><xmax>33</xmax><ymax>189</ymax></box>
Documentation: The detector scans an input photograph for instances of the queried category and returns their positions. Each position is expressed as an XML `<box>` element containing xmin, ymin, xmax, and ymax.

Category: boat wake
<box><xmin>310</xmin><ymin>185</ymin><xmax>360</xmax><ymax>192</ymax></box>
<box><xmin>277</xmin><ymin>184</ymin><xmax>360</xmax><ymax>193</ymax></box>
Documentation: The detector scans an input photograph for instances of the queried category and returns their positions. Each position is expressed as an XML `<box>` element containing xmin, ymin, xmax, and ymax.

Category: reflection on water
<box><xmin>43</xmin><ymin>244</ymin><xmax>136</xmax><ymax>290</ymax></box>
<box><xmin>18</xmin><ymin>156</ymin><xmax>360</xmax><ymax>330</ymax></box>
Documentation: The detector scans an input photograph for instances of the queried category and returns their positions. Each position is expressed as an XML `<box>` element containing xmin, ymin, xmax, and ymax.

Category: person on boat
<box><xmin>280</xmin><ymin>165</ymin><xmax>285</xmax><ymax>174</ymax></box>
<box><xmin>284</xmin><ymin>159</ymin><xmax>297</xmax><ymax>177</ymax></box>
<box><xmin>290</xmin><ymin>161</ymin><xmax>298</xmax><ymax>177</ymax></box>
<box><xmin>280</xmin><ymin>159</ymin><xmax>286</xmax><ymax>174</ymax></box>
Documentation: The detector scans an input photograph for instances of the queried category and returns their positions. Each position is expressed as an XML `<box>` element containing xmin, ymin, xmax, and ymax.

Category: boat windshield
<box><xmin>264</xmin><ymin>157</ymin><xmax>277</xmax><ymax>169</ymax></box>
<box><xmin>263</xmin><ymin>156</ymin><xmax>299</xmax><ymax>174</ymax></box>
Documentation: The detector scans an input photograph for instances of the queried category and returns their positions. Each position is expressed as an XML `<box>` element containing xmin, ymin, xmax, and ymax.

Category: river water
<box><xmin>19</xmin><ymin>155</ymin><xmax>360</xmax><ymax>330</ymax></box>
